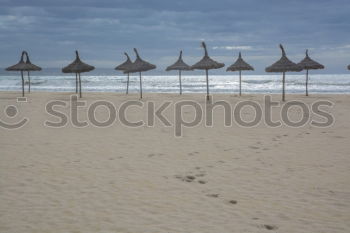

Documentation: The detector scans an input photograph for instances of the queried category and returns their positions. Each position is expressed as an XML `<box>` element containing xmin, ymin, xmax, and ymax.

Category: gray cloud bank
<box><xmin>0</xmin><ymin>0</ymin><xmax>349</xmax><ymax>73</ymax></box>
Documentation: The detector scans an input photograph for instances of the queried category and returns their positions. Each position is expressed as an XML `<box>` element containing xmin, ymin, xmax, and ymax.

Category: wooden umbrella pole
<box><xmin>206</xmin><ymin>69</ymin><xmax>209</xmax><ymax>101</ymax></box>
<box><xmin>21</xmin><ymin>71</ymin><xmax>25</xmax><ymax>97</ymax></box>
<box><xmin>239</xmin><ymin>70</ymin><xmax>242</xmax><ymax>96</ymax></box>
<box><xmin>78</xmin><ymin>73</ymin><xmax>82</xmax><ymax>98</ymax></box>
<box><xmin>75</xmin><ymin>73</ymin><xmax>78</xmax><ymax>93</ymax></box>
<box><xmin>139</xmin><ymin>72</ymin><xmax>143</xmax><ymax>99</ymax></box>
<box><xmin>306</xmin><ymin>69</ymin><xmax>309</xmax><ymax>96</ymax></box>
<box><xmin>126</xmin><ymin>73</ymin><xmax>130</xmax><ymax>95</ymax></box>
<box><xmin>282</xmin><ymin>72</ymin><xmax>286</xmax><ymax>102</ymax></box>
<box><xmin>179</xmin><ymin>70</ymin><xmax>182</xmax><ymax>95</ymax></box>
<box><xmin>27</xmin><ymin>71</ymin><xmax>31</xmax><ymax>93</ymax></box>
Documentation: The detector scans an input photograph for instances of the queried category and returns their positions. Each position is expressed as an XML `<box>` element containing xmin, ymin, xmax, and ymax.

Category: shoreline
<box><xmin>1</xmin><ymin>90</ymin><xmax>350</xmax><ymax>95</ymax></box>
<box><xmin>1</xmin><ymin>74</ymin><xmax>349</xmax><ymax>94</ymax></box>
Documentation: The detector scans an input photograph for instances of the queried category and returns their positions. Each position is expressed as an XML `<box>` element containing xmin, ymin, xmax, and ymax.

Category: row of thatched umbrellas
<box><xmin>116</xmin><ymin>42</ymin><xmax>325</xmax><ymax>101</ymax></box>
<box><xmin>5</xmin><ymin>43</ymin><xmax>342</xmax><ymax>101</ymax></box>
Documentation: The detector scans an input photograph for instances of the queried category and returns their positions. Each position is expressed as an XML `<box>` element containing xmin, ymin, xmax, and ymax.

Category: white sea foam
<box><xmin>0</xmin><ymin>74</ymin><xmax>349</xmax><ymax>93</ymax></box>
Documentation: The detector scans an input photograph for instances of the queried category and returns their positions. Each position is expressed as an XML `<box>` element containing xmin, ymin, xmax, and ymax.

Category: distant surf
<box><xmin>0</xmin><ymin>74</ymin><xmax>349</xmax><ymax>94</ymax></box>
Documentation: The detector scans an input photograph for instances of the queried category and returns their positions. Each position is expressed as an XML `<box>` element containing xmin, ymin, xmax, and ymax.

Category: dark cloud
<box><xmin>0</xmin><ymin>0</ymin><xmax>349</xmax><ymax>73</ymax></box>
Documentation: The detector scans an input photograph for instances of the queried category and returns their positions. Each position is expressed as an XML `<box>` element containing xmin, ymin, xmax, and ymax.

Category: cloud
<box><xmin>57</xmin><ymin>40</ymin><xmax>77</xmax><ymax>45</ymax></box>
<box><xmin>0</xmin><ymin>15</ymin><xmax>37</xmax><ymax>29</ymax></box>
<box><xmin>77</xmin><ymin>18</ymin><xmax>120</xmax><ymax>25</ymax></box>
<box><xmin>213</xmin><ymin>46</ymin><xmax>253</xmax><ymax>51</ymax></box>
<box><xmin>0</xmin><ymin>0</ymin><xmax>349</xmax><ymax>73</ymax></box>
<box><xmin>337</xmin><ymin>44</ymin><xmax>350</xmax><ymax>49</ymax></box>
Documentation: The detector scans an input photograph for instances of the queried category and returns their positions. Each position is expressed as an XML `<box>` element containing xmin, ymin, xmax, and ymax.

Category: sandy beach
<box><xmin>0</xmin><ymin>91</ymin><xmax>349</xmax><ymax>233</ymax></box>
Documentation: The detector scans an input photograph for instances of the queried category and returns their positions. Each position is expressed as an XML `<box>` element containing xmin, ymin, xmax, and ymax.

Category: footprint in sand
<box><xmin>206</xmin><ymin>194</ymin><xmax>219</xmax><ymax>198</ymax></box>
<box><xmin>249</xmin><ymin>146</ymin><xmax>260</xmax><ymax>150</ymax></box>
<box><xmin>175</xmin><ymin>175</ymin><xmax>196</xmax><ymax>182</ymax></box>
<box><xmin>263</xmin><ymin>224</ymin><xmax>278</xmax><ymax>230</ymax></box>
<box><xmin>148</xmin><ymin>153</ymin><xmax>164</xmax><ymax>157</ymax></box>
<box><xmin>188</xmin><ymin>151</ymin><xmax>199</xmax><ymax>156</ymax></box>
<box><xmin>223</xmin><ymin>148</ymin><xmax>234</xmax><ymax>152</ymax></box>
<box><xmin>184</xmin><ymin>175</ymin><xmax>196</xmax><ymax>182</ymax></box>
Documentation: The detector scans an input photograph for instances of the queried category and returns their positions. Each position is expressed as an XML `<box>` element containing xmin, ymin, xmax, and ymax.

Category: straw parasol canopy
<box><xmin>297</xmin><ymin>49</ymin><xmax>324</xmax><ymax>96</ymax></box>
<box><xmin>5</xmin><ymin>51</ymin><xmax>29</xmax><ymax>97</ymax></box>
<box><xmin>24</xmin><ymin>51</ymin><xmax>42</xmax><ymax>93</ymax></box>
<box><xmin>265</xmin><ymin>44</ymin><xmax>302</xmax><ymax>101</ymax></box>
<box><xmin>191</xmin><ymin>42</ymin><xmax>225</xmax><ymax>101</ymax></box>
<box><xmin>125</xmin><ymin>48</ymin><xmax>156</xmax><ymax>99</ymax></box>
<box><xmin>226</xmin><ymin>52</ymin><xmax>254</xmax><ymax>96</ymax></box>
<box><xmin>62</xmin><ymin>50</ymin><xmax>95</xmax><ymax>98</ymax></box>
<box><xmin>115</xmin><ymin>52</ymin><xmax>133</xmax><ymax>94</ymax></box>
<box><xmin>6</xmin><ymin>51</ymin><xmax>27</xmax><ymax>71</ymax></box>
<box><xmin>166</xmin><ymin>50</ymin><xmax>192</xmax><ymax>95</ymax></box>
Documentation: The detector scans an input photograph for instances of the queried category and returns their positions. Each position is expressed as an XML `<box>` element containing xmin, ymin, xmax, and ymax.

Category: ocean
<box><xmin>1</xmin><ymin>73</ymin><xmax>350</xmax><ymax>94</ymax></box>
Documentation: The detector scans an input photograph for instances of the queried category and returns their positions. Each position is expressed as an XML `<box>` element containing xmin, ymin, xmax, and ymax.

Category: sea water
<box><xmin>0</xmin><ymin>74</ymin><xmax>350</xmax><ymax>94</ymax></box>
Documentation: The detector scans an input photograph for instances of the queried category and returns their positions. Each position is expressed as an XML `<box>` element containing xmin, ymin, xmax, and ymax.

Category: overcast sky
<box><xmin>1</xmin><ymin>0</ymin><xmax>349</xmax><ymax>74</ymax></box>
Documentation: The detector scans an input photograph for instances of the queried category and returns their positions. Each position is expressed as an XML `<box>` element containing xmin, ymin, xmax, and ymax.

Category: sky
<box><xmin>0</xmin><ymin>0</ymin><xmax>350</xmax><ymax>74</ymax></box>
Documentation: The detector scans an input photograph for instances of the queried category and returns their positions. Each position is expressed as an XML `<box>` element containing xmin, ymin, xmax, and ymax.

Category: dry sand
<box><xmin>0</xmin><ymin>91</ymin><xmax>349</xmax><ymax>233</ymax></box>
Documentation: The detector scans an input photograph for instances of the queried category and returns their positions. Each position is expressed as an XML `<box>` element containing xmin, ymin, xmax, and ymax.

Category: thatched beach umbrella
<box><xmin>62</xmin><ymin>51</ymin><xmax>95</xmax><ymax>98</ymax></box>
<box><xmin>126</xmin><ymin>48</ymin><xmax>156</xmax><ymax>99</ymax></box>
<box><xmin>297</xmin><ymin>50</ymin><xmax>324</xmax><ymax>96</ymax></box>
<box><xmin>166</xmin><ymin>50</ymin><xmax>191</xmax><ymax>94</ymax></box>
<box><xmin>5</xmin><ymin>51</ymin><xmax>28</xmax><ymax>97</ymax></box>
<box><xmin>226</xmin><ymin>52</ymin><xmax>254</xmax><ymax>96</ymax></box>
<box><xmin>24</xmin><ymin>51</ymin><xmax>42</xmax><ymax>93</ymax></box>
<box><xmin>115</xmin><ymin>53</ymin><xmax>133</xmax><ymax>94</ymax></box>
<box><xmin>265</xmin><ymin>45</ymin><xmax>302</xmax><ymax>101</ymax></box>
<box><xmin>191</xmin><ymin>42</ymin><xmax>225</xmax><ymax>101</ymax></box>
